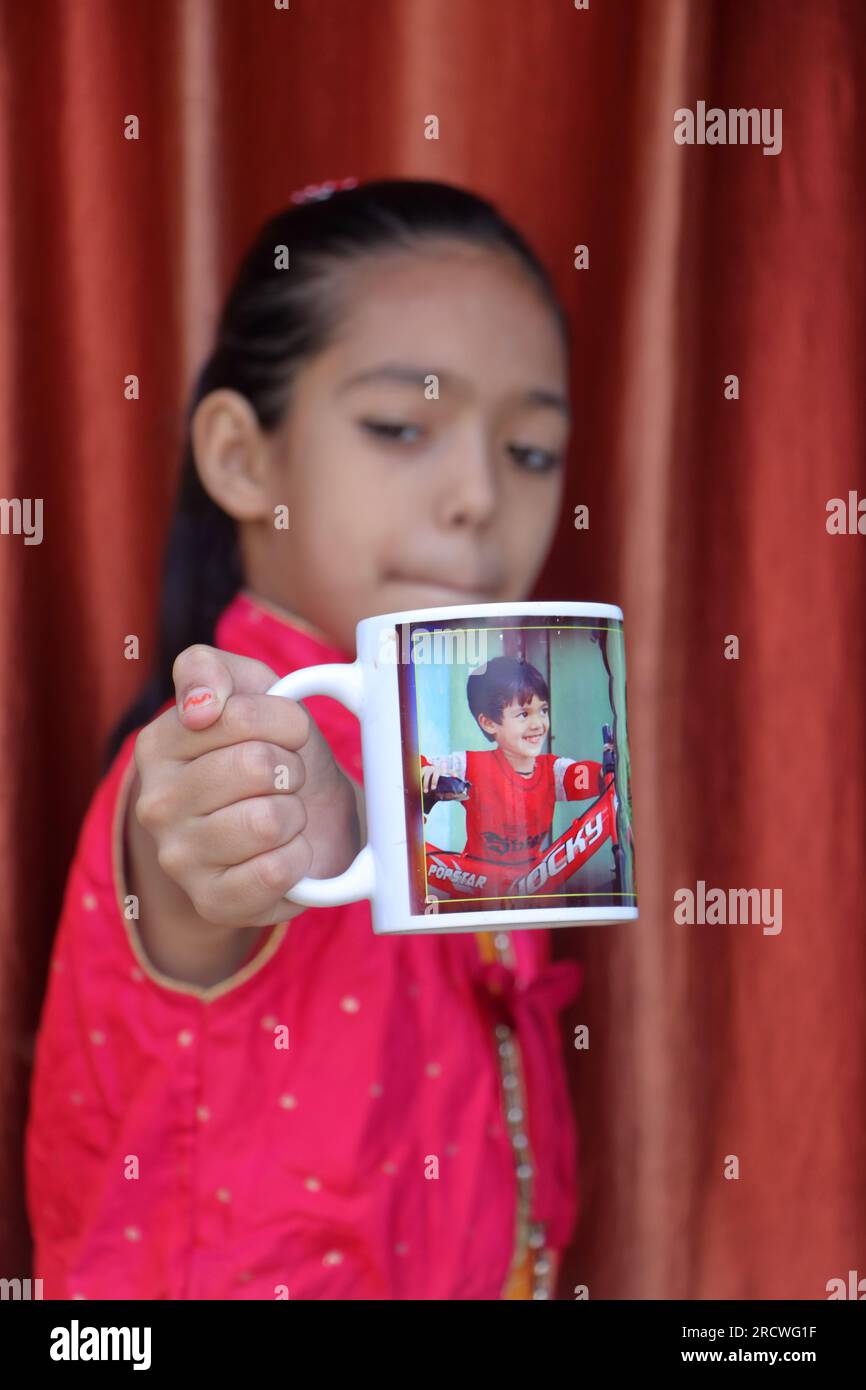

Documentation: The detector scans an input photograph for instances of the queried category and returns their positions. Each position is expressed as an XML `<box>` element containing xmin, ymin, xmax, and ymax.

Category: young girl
<box><xmin>25</xmin><ymin>177</ymin><xmax>584</xmax><ymax>1301</ymax></box>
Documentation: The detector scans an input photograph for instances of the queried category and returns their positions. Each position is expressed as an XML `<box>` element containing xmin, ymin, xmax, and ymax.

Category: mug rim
<box><xmin>357</xmin><ymin>599</ymin><xmax>624</xmax><ymax>632</ymax></box>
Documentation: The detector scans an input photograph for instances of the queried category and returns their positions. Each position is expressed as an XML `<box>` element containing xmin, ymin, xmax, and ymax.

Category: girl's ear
<box><xmin>190</xmin><ymin>389</ymin><xmax>273</xmax><ymax>521</ymax></box>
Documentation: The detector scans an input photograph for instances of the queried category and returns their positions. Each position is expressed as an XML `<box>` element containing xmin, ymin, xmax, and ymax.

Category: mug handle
<box><xmin>266</xmin><ymin>663</ymin><xmax>376</xmax><ymax>908</ymax></box>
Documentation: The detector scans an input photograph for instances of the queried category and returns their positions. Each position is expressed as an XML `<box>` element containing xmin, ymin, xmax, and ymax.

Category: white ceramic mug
<box><xmin>266</xmin><ymin>601</ymin><xmax>638</xmax><ymax>934</ymax></box>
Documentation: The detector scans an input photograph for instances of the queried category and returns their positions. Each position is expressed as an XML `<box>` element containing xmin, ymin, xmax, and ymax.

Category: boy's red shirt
<box><xmin>25</xmin><ymin>591</ymin><xmax>582</xmax><ymax>1300</ymax></box>
<box><xmin>422</xmin><ymin>748</ymin><xmax>604</xmax><ymax>866</ymax></box>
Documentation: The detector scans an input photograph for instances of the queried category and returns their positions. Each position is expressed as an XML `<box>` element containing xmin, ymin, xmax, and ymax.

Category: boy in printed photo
<box><xmin>420</xmin><ymin>655</ymin><xmax>612</xmax><ymax>870</ymax></box>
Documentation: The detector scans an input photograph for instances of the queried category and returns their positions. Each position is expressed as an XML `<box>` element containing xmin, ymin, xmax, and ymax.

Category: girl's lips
<box><xmin>386</xmin><ymin>579</ymin><xmax>500</xmax><ymax>606</ymax></box>
<box><xmin>386</xmin><ymin>570</ymin><xmax>503</xmax><ymax>601</ymax></box>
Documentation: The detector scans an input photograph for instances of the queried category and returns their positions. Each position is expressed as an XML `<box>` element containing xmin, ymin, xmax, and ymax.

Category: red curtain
<box><xmin>1</xmin><ymin>0</ymin><xmax>863</xmax><ymax>1297</ymax></box>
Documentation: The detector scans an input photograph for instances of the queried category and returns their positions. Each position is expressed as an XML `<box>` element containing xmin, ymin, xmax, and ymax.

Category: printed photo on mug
<box><xmin>396</xmin><ymin>613</ymin><xmax>637</xmax><ymax>918</ymax></box>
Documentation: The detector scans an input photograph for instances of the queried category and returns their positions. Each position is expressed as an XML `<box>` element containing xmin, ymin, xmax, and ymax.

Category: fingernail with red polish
<box><xmin>182</xmin><ymin>687</ymin><xmax>216</xmax><ymax>714</ymax></box>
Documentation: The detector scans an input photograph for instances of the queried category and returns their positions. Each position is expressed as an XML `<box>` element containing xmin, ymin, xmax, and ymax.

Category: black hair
<box><xmin>104</xmin><ymin>178</ymin><xmax>570</xmax><ymax>768</ymax></box>
<box><xmin>467</xmin><ymin>656</ymin><xmax>550</xmax><ymax>742</ymax></box>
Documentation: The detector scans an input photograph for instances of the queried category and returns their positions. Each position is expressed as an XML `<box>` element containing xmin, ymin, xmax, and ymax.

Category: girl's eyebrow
<box><xmin>523</xmin><ymin>390</ymin><xmax>570</xmax><ymax>419</ymax></box>
<box><xmin>338</xmin><ymin>364</ymin><xmax>438</xmax><ymax>392</ymax></box>
<box><xmin>337</xmin><ymin>363</ymin><xmax>571</xmax><ymax>418</ymax></box>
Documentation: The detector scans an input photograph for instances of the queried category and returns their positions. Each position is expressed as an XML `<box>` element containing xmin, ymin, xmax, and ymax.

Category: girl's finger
<box><xmin>195</xmin><ymin>792</ymin><xmax>308</xmax><ymax>869</ymax></box>
<box><xmin>172</xmin><ymin>645</ymin><xmax>279</xmax><ymax>730</ymax></box>
<box><xmin>154</xmin><ymin>689</ymin><xmax>311</xmax><ymax>764</ymax></box>
<box><xmin>181</xmin><ymin>742</ymin><xmax>306</xmax><ymax>816</ymax></box>
<box><xmin>198</xmin><ymin>835</ymin><xmax>315</xmax><ymax>925</ymax></box>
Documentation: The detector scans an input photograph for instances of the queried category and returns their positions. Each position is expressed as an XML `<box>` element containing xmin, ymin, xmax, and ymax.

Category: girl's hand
<box><xmin>132</xmin><ymin>644</ymin><xmax>362</xmax><ymax>929</ymax></box>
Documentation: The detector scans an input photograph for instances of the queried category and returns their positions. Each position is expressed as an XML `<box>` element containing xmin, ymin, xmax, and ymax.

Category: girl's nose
<box><xmin>433</xmin><ymin>426</ymin><xmax>498</xmax><ymax>529</ymax></box>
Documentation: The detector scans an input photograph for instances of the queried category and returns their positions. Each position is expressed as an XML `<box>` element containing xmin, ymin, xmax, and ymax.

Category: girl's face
<box><xmin>239</xmin><ymin>240</ymin><xmax>570</xmax><ymax>652</ymax></box>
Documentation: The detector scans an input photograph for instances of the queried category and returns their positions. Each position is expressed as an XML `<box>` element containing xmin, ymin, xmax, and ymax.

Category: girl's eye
<box><xmin>508</xmin><ymin>444</ymin><xmax>561</xmax><ymax>473</ymax></box>
<box><xmin>361</xmin><ymin>419</ymin><xmax>423</xmax><ymax>444</ymax></box>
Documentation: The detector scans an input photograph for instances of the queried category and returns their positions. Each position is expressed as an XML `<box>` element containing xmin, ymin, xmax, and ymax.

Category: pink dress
<box><xmin>25</xmin><ymin>591</ymin><xmax>582</xmax><ymax>1300</ymax></box>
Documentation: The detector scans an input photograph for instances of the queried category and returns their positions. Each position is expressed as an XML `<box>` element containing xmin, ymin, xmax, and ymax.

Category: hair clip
<box><xmin>290</xmin><ymin>176</ymin><xmax>359</xmax><ymax>205</ymax></box>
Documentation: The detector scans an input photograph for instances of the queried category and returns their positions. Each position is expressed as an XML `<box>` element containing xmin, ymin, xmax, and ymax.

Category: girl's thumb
<box><xmin>173</xmin><ymin>647</ymin><xmax>234</xmax><ymax>730</ymax></box>
<box><xmin>178</xmin><ymin>686</ymin><xmax>223</xmax><ymax>729</ymax></box>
